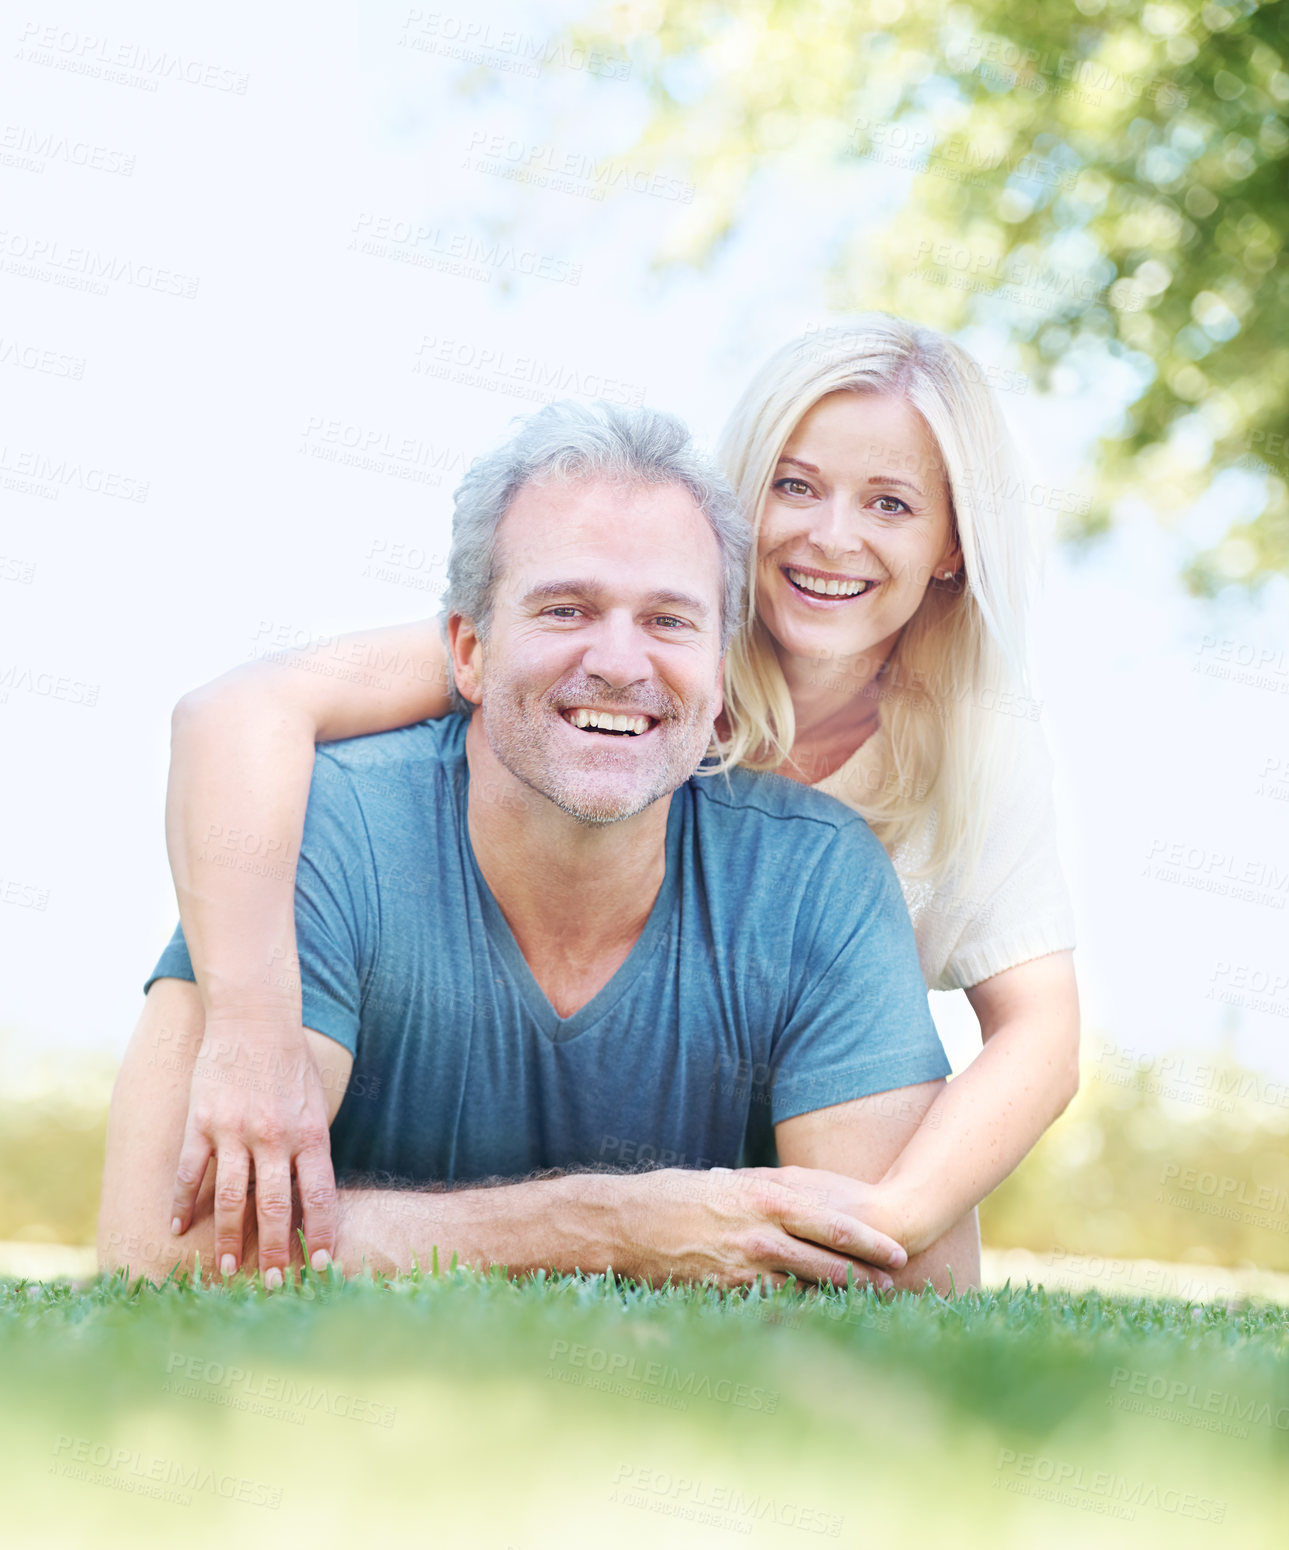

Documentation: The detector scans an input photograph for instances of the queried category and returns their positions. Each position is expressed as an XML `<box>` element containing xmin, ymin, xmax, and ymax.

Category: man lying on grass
<box><xmin>99</xmin><ymin>400</ymin><xmax>977</xmax><ymax>1295</ymax></box>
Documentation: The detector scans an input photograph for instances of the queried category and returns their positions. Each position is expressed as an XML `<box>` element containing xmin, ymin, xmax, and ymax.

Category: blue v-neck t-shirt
<box><xmin>146</xmin><ymin>715</ymin><xmax>949</xmax><ymax>1185</ymax></box>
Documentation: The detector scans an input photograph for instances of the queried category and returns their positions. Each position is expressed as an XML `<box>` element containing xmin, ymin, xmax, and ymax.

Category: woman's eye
<box><xmin>874</xmin><ymin>495</ymin><xmax>910</xmax><ymax>515</ymax></box>
<box><xmin>775</xmin><ymin>477</ymin><xmax>813</xmax><ymax>497</ymax></box>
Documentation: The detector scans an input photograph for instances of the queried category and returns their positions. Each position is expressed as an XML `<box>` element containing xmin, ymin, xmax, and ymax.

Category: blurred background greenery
<box><xmin>572</xmin><ymin>0</ymin><xmax>1288</xmax><ymax>592</ymax></box>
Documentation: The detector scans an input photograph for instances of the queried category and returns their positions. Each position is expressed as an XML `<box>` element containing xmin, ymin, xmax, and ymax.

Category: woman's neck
<box><xmin>774</xmin><ymin>638</ymin><xmax>893</xmax><ymax>784</ymax></box>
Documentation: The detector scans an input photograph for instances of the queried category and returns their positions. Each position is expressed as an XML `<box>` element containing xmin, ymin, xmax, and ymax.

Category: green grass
<box><xmin>3</xmin><ymin>1267</ymin><xmax>1286</xmax><ymax>1546</ymax></box>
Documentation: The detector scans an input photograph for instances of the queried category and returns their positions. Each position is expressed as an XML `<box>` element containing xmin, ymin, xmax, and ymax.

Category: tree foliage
<box><xmin>575</xmin><ymin>0</ymin><xmax>1289</xmax><ymax>590</ymax></box>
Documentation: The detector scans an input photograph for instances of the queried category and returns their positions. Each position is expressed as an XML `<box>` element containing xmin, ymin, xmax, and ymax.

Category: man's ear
<box><xmin>446</xmin><ymin>614</ymin><xmax>484</xmax><ymax>705</ymax></box>
<box><xmin>713</xmin><ymin>651</ymin><xmax>726</xmax><ymax>724</ymax></box>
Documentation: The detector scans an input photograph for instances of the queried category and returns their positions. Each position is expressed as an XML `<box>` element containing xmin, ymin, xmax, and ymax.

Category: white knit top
<box><xmin>813</xmin><ymin>718</ymin><xmax>1077</xmax><ymax>992</ymax></box>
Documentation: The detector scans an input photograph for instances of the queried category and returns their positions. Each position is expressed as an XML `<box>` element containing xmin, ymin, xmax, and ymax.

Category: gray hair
<box><xmin>439</xmin><ymin>399</ymin><xmax>750</xmax><ymax>711</ymax></box>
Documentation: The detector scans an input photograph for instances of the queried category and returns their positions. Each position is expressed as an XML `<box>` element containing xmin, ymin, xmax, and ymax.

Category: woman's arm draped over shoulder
<box><xmin>164</xmin><ymin>618</ymin><xmax>452</xmax><ymax>1283</ymax></box>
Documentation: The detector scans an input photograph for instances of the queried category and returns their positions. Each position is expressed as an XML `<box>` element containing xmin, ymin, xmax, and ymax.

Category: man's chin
<box><xmin>542</xmin><ymin>778</ymin><xmax>667</xmax><ymax>826</ymax></box>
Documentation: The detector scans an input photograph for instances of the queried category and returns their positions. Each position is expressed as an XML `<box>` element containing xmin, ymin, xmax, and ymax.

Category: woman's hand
<box><xmin>620</xmin><ymin>1167</ymin><xmax>908</xmax><ymax>1291</ymax></box>
<box><xmin>744</xmin><ymin>1165</ymin><xmax>913</xmax><ymax>1259</ymax></box>
<box><xmin>169</xmin><ymin>1016</ymin><xmax>337</xmax><ymax>1286</ymax></box>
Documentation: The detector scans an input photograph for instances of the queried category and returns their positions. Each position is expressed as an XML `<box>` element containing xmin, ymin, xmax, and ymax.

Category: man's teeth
<box><xmin>566</xmin><ymin>708</ymin><xmax>652</xmax><ymax>735</ymax></box>
<box><xmin>786</xmin><ymin>568</ymin><xmax>872</xmax><ymax>598</ymax></box>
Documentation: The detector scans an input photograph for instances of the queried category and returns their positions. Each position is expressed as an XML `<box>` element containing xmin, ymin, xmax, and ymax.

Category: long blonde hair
<box><xmin>713</xmin><ymin>316</ymin><xmax>1033</xmax><ymax>887</ymax></box>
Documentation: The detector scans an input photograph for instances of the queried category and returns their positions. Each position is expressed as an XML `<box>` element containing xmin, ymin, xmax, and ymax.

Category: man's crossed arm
<box><xmin>99</xmin><ymin>978</ymin><xmax>977</xmax><ymax>1295</ymax></box>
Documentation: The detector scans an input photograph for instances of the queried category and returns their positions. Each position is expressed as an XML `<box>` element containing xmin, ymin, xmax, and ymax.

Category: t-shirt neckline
<box><xmin>462</xmin><ymin>772</ymin><xmax>684</xmax><ymax>1044</ymax></box>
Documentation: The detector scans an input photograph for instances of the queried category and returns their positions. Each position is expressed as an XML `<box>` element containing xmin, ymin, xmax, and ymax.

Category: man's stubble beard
<box><xmin>479</xmin><ymin>670</ymin><xmax>717</xmax><ymax>826</ymax></box>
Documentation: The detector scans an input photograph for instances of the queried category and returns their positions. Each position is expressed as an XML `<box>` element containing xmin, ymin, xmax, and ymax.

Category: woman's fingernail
<box><xmin>310</xmin><ymin>1249</ymin><xmax>331</xmax><ymax>1272</ymax></box>
<box><xmin>264</xmin><ymin>1268</ymin><xmax>283</xmax><ymax>1291</ymax></box>
<box><xmin>220</xmin><ymin>1255</ymin><xmax>236</xmax><ymax>1277</ymax></box>
<box><xmin>170</xmin><ymin>1217</ymin><xmax>182</xmax><ymax>1237</ymax></box>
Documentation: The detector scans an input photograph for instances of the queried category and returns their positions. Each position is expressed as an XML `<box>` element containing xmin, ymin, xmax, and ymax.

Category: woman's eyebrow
<box><xmin>778</xmin><ymin>454</ymin><xmax>925</xmax><ymax>496</ymax></box>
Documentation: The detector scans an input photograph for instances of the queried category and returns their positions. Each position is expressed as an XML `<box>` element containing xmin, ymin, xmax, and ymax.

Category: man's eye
<box><xmin>775</xmin><ymin>477</ymin><xmax>813</xmax><ymax>497</ymax></box>
<box><xmin>653</xmin><ymin>615</ymin><xmax>687</xmax><ymax>629</ymax></box>
<box><xmin>545</xmin><ymin>606</ymin><xmax>582</xmax><ymax>619</ymax></box>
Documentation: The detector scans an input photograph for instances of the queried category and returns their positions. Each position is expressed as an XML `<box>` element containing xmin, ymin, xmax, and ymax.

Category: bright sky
<box><xmin>2</xmin><ymin>1</ymin><xmax>1287</xmax><ymax>1094</ymax></box>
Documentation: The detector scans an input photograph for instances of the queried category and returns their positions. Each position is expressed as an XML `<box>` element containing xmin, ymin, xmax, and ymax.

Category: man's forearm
<box><xmin>334</xmin><ymin>1173</ymin><xmax>633</xmax><ymax>1279</ymax></box>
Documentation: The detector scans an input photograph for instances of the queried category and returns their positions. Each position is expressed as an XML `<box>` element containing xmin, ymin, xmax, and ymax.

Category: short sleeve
<box><xmin>142</xmin><ymin>751</ymin><xmax>375</xmax><ymax>1055</ymax></box>
<box><xmin>934</xmin><ymin>722</ymin><xmax>1077</xmax><ymax>992</ymax></box>
<box><xmin>768</xmin><ymin>818</ymin><xmax>951</xmax><ymax>1125</ymax></box>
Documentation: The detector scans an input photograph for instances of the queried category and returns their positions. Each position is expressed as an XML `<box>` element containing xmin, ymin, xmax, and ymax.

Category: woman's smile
<box><xmin>781</xmin><ymin>563</ymin><xmax>880</xmax><ymax>602</ymax></box>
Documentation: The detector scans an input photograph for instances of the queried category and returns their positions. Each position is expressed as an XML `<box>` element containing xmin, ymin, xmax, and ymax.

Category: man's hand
<box><xmin>168</xmin><ymin>1016</ymin><xmax>337</xmax><ymax>1287</ymax></box>
<box><xmin>622</xmin><ymin>1167</ymin><xmax>909</xmax><ymax>1291</ymax></box>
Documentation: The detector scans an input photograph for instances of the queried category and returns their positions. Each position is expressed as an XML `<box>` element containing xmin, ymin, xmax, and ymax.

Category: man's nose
<box><xmin>579</xmin><ymin>611</ymin><xmax>653</xmax><ymax>689</ymax></box>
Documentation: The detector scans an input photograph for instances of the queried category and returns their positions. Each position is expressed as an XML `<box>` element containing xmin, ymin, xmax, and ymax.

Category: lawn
<box><xmin>3</xmin><ymin>1265</ymin><xmax>1286</xmax><ymax>1547</ymax></box>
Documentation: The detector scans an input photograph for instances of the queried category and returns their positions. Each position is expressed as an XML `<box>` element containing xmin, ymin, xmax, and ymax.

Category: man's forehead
<box><xmin>494</xmin><ymin>476</ymin><xmax>723</xmax><ymax>590</ymax></box>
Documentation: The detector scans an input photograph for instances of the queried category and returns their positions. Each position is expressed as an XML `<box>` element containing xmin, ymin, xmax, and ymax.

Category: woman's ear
<box><xmin>446</xmin><ymin>614</ymin><xmax>484</xmax><ymax>705</ymax></box>
<box><xmin>935</xmin><ymin>539</ymin><xmax>964</xmax><ymax>584</ymax></box>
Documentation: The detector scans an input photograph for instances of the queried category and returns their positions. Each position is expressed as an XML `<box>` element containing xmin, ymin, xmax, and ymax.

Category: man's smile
<box><xmin>559</xmin><ymin>707</ymin><xmax>659</xmax><ymax>737</ymax></box>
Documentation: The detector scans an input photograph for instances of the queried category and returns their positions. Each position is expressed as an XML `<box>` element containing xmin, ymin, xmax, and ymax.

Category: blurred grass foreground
<box><xmin>2</xmin><ymin>1029</ymin><xmax>1286</xmax><ymax>1277</ymax></box>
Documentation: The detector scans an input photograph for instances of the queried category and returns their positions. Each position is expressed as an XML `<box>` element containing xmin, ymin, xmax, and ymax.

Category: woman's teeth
<box><xmin>564</xmin><ymin>708</ymin><xmax>652</xmax><ymax>735</ymax></box>
<box><xmin>786</xmin><ymin>568</ymin><xmax>873</xmax><ymax>598</ymax></box>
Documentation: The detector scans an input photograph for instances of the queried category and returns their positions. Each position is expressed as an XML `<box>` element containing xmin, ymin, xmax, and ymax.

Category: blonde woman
<box><xmin>162</xmin><ymin>316</ymin><xmax>1080</xmax><ymax>1286</ymax></box>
